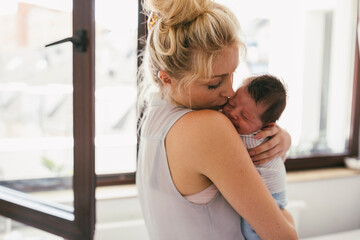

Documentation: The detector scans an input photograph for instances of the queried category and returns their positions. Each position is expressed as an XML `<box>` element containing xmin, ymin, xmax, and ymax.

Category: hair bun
<box><xmin>144</xmin><ymin>0</ymin><xmax>211</xmax><ymax>26</ymax></box>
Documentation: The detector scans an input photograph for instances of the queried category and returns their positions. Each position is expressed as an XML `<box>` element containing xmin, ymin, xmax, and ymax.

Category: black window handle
<box><xmin>45</xmin><ymin>29</ymin><xmax>87</xmax><ymax>52</ymax></box>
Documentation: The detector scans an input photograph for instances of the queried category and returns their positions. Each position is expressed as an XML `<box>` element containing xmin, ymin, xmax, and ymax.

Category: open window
<box><xmin>0</xmin><ymin>0</ymin><xmax>95</xmax><ymax>239</ymax></box>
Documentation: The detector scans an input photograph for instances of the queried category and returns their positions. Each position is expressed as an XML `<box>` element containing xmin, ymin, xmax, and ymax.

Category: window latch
<box><xmin>45</xmin><ymin>29</ymin><xmax>87</xmax><ymax>52</ymax></box>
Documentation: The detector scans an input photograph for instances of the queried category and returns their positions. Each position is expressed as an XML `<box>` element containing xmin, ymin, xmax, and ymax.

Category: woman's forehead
<box><xmin>212</xmin><ymin>48</ymin><xmax>239</xmax><ymax>73</ymax></box>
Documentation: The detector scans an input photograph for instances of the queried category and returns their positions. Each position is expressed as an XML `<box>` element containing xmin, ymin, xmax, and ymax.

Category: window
<box><xmin>0</xmin><ymin>0</ymin><xmax>96</xmax><ymax>239</ymax></box>
<box><xmin>218</xmin><ymin>0</ymin><xmax>359</xmax><ymax>170</ymax></box>
<box><xmin>0</xmin><ymin>0</ymin><xmax>74</xmax><ymax>191</ymax></box>
<box><xmin>95</xmin><ymin>0</ymin><xmax>138</xmax><ymax>176</ymax></box>
<box><xmin>0</xmin><ymin>1</ymin><xmax>145</xmax><ymax>239</ymax></box>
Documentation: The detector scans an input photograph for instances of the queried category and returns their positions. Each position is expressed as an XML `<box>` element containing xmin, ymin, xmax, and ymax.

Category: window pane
<box><xmin>95</xmin><ymin>1</ymin><xmax>138</xmax><ymax>174</ymax></box>
<box><xmin>221</xmin><ymin>0</ymin><xmax>356</xmax><ymax>157</ymax></box>
<box><xmin>0</xmin><ymin>1</ymin><xmax>73</xmax><ymax>203</ymax></box>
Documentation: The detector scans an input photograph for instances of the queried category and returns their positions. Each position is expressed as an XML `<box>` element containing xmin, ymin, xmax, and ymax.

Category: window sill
<box><xmin>26</xmin><ymin>184</ymin><xmax>138</xmax><ymax>205</ymax></box>
<box><xmin>98</xmin><ymin>168</ymin><xmax>360</xmax><ymax>199</ymax></box>
<box><xmin>286</xmin><ymin>167</ymin><xmax>360</xmax><ymax>183</ymax></box>
<box><xmin>99</xmin><ymin>168</ymin><xmax>360</xmax><ymax>199</ymax></box>
<box><xmin>27</xmin><ymin>168</ymin><xmax>360</xmax><ymax>202</ymax></box>
<box><xmin>96</xmin><ymin>185</ymin><xmax>138</xmax><ymax>200</ymax></box>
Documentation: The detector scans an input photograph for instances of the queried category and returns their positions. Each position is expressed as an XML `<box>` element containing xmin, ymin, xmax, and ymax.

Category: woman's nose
<box><xmin>221</xmin><ymin>85</ymin><xmax>235</xmax><ymax>98</ymax></box>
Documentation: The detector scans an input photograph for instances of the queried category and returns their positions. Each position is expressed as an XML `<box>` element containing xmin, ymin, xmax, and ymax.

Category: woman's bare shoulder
<box><xmin>166</xmin><ymin>109</ymin><xmax>248</xmax><ymax>194</ymax></box>
<box><xmin>167</xmin><ymin>109</ymin><xmax>244</xmax><ymax>164</ymax></box>
<box><xmin>175</xmin><ymin>109</ymin><xmax>236</xmax><ymax>132</ymax></box>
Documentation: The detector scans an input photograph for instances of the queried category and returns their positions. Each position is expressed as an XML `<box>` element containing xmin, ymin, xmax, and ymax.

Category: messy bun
<box><xmin>144</xmin><ymin>0</ymin><xmax>211</xmax><ymax>26</ymax></box>
<box><xmin>139</xmin><ymin>0</ymin><xmax>246</xmax><ymax>104</ymax></box>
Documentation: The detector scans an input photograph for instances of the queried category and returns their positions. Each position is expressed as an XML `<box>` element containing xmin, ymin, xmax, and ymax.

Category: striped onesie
<box><xmin>240</xmin><ymin>133</ymin><xmax>288</xmax><ymax>239</ymax></box>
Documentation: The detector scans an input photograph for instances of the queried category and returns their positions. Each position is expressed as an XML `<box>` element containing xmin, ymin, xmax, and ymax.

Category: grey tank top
<box><xmin>136</xmin><ymin>95</ymin><xmax>244</xmax><ymax>240</ymax></box>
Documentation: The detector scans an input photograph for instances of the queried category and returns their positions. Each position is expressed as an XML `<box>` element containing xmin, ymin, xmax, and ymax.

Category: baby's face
<box><xmin>222</xmin><ymin>85</ymin><xmax>266</xmax><ymax>135</ymax></box>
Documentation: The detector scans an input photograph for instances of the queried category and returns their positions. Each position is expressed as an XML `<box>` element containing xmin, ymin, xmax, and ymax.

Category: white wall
<box><xmin>287</xmin><ymin>174</ymin><xmax>360</xmax><ymax>238</ymax></box>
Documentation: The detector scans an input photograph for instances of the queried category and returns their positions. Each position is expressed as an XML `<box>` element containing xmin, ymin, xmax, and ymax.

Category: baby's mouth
<box><xmin>215</xmin><ymin>102</ymin><xmax>229</xmax><ymax>111</ymax></box>
<box><xmin>220</xmin><ymin>103</ymin><xmax>229</xmax><ymax>111</ymax></box>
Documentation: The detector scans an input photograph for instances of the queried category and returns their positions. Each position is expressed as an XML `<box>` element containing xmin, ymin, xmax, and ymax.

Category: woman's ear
<box><xmin>158</xmin><ymin>70</ymin><xmax>173</xmax><ymax>86</ymax></box>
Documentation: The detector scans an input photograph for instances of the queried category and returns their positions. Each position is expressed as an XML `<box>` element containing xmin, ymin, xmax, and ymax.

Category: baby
<box><xmin>222</xmin><ymin>74</ymin><xmax>287</xmax><ymax>240</ymax></box>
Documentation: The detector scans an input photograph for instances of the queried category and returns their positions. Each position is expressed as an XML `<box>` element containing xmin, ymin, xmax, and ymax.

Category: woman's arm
<box><xmin>282</xmin><ymin>209</ymin><xmax>295</xmax><ymax>227</ymax></box>
<box><xmin>166</xmin><ymin>110</ymin><xmax>297</xmax><ymax>240</ymax></box>
<box><xmin>249</xmin><ymin>124</ymin><xmax>292</xmax><ymax>165</ymax></box>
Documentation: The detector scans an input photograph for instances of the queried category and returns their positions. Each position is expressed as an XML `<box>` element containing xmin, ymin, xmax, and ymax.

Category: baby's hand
<box><xmin>253</xmin><ymin>122</ymin><xmax>275</xmax><ymax>140</ymax></box>
<box><xmin>249</xmin><ymin>123</ymin><xmax>291</xmax><ymax>165</ymax></box>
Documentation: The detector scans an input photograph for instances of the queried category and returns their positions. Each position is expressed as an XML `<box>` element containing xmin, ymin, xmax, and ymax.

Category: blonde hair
<box><xmin>138</xmin><ymin>0</ymin><xmax>246</xmax><ymax>109</ymax></box>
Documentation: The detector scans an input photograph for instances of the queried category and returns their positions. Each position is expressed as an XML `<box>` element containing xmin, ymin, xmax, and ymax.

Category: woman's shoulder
<box><xmin>180</xmin><ymin>109</ymin><xmax>233</xmax><ymax>127</ymax></box>
<box><xmin>170</xmin><ymin>109</ymin><xmax>238</xmax><ymax>141</ymax></box>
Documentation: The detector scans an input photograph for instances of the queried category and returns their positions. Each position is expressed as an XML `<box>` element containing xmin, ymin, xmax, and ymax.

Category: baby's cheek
<box><xmin>222</xmin><ymin>105</ymin><xmax>229</xmax><ymax>113</ymax></box>
<box><xmin>237</xmin><ymin>122</ymin><xmax>254</xmax><ymax>135</ymax></box>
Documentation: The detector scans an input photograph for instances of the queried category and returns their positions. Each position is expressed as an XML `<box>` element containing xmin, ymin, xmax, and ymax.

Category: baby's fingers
<box><xmin>254</xmin><ymin>124</ymin><xmax>279</xmax><ymax>139</ymax></box>
<box><xmin>249</xmin><ymin>137</ymin><xmax>279</xmax><ymax>157</ymax></box>
<box><xmin>251</xmin><ymin>147</ymin><xmax>282</xmax><ymax>165</ymax></box>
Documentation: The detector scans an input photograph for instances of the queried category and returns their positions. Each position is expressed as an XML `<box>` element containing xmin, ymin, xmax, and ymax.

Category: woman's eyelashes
<box><xmin>208</xmin><ymin>83</ymin><xmax>221</xmax><ymax>90</ymax></box>
<box><xmin>207</xmin><ymin>72</ymin><xmax>235</xmax><ymax>90</ymax></box>
<box><xmin>208</xmin><ymin>80</ymin><xmax>223</xmax><ymax>90</ymax></box>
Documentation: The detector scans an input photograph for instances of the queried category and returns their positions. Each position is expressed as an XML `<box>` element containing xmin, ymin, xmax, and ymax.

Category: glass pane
<box><xmin>220</xmin><ymin>0</ymin><xmax>356</xmax><ymax>157</ymax></box>
<box><xmin>0</xmin><ymin>0</ymin><xmax>73</xmax><ymax>204</ymax></box>
<box><xmin>95</xmin><ymin>1</ymin><xmax>138</xmax><ymax>174</ymax></box>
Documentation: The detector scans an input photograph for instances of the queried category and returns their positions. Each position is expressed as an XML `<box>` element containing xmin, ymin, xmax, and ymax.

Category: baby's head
<box><xmin>222</xmin><ymin>74</ymin><xmax>286</xmax><ymax>135</ymax></box>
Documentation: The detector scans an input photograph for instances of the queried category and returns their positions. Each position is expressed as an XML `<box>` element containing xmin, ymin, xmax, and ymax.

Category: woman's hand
<box><xmin>248</xmin><ymin>124</ymin><xmax>291</xmax><ymax>165</ymax></box>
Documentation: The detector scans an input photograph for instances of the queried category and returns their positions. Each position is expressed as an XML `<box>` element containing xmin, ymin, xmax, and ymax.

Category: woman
<box><xmin>136</xmin><ymin>0</ymin><xmax>297</xmax><ymax>239</ymax></box>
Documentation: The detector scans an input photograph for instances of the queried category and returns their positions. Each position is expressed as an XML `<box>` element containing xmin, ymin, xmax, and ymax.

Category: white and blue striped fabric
<box><xmin>240</xmin><ymin>133</ymin><xmax>287</xmax><ymax>194</ymax></box>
